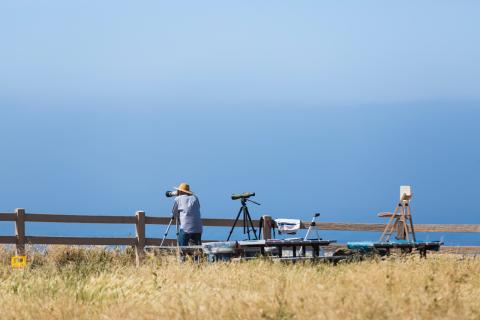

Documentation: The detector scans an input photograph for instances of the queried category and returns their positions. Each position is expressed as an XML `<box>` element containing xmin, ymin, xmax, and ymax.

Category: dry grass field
<box><xmin>0</xmin><ymin>246</ymin><xmax>479</xmax><ymax>320</ymax></box>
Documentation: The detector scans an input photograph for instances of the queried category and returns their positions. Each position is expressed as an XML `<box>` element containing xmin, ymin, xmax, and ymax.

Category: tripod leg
<box><xmin>160</xmin><ymin>217</ymin><xmax>174</xmax><ymax>246</ymax></box>
<box><xmin>243</xmin><ymin>206</ymin><xmax>250</xmax><ymax>240</ymax></box>
<box><xmin>243</xmin><ymin>206</ymin><xmax>253</xmax><ymax>240</ymax></box>
<box><xmin>227</xmin><ymin>206</ymin><xmax>244</xmax><ymax>241</ymax></box>
<box><xmin>305</xmin><ymin>215</ymin><xmax>316</xmax><ymax>240</ymax></box>
<box><xmin>304</xmin><ymin>226</ymin><xmax>311</xmax><ymax>241</ymax></box>
<box><xmin>258</xmin><ymin>217</ymin><xmax>263</xmax><ymax>240</ymax></box>
<box><xmin>244</xmin><ymin>206</ymin><xmax>258</xmax><ymax>240</ymax></box>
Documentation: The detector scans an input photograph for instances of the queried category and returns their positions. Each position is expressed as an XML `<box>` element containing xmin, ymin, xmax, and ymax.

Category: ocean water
<box><xmin>0</xmin><ymin>219</ymin><xmax>478</xmax><ymax>246</ymax></box>
<box><xmin>1</xmin><ymin>106</ymin><xmax>479</xmax><ymax>249</ymax></box>
<box><xmin>202</xmin><ymin>228</ymin><xmax>480</xmax><ymax>246</ymax></box>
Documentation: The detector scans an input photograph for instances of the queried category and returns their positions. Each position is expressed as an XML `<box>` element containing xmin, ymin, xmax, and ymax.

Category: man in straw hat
<box><xmin>172</xmin><ymin>183</ymin><xmax>203</xmax><ymax>246</ymax></box>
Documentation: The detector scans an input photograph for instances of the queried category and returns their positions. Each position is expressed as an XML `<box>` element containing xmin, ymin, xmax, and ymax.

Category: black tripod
<box><xmin>226</xmin><ymin>197</ymin><xmax>260</xmax><ymax>241</ymax></box>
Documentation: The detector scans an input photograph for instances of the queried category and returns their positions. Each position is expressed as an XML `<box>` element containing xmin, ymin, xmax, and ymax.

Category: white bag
<box><xmin>275</xmin><ymin>219</ymin><xmax>301</xmax><ymax>235</ymax></box>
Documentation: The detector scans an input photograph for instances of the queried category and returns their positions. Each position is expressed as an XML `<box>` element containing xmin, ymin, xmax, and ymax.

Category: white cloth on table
<box><xmin>275</xmin><ymin>219</ymin><xmax>301</xmax><ymax>235</ymax></box>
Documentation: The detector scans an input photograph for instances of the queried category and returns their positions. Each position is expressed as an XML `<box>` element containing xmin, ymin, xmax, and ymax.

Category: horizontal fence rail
<box><xmin>25</xmin><ymin>236</ymin><xmax>137</xmax><ymax>246</ymax></box>
<box><xmin>301</xmin><ymin>222</ymin><xmax>480</xmax><ymax>233</ymax></box>
<box><xmin>25</xmin><ymin>213</ymin><xmax>137</xmax><ymax>224</ymax></box>
<box><xmin>1</xmin><ymin>209</ymin><xmax>479</xmax><ymax>264</ymax></box>
<box><xmin>2</xmin><ymin>212</ymin><xmax>478</xmax><ymax>233</ymax></box>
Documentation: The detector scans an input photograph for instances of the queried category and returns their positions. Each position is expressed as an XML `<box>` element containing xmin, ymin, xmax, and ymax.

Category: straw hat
<box><xmin>174</xmin><ymin>182</ymin><xmax>193</xmax><ymax>195</ymax></box>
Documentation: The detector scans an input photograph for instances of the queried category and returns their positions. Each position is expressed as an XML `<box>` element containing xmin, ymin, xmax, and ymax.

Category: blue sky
<box><xmin>1</xmin><ymin>1</ymin><xmax>479</xmax><ymax>244</ymax></box>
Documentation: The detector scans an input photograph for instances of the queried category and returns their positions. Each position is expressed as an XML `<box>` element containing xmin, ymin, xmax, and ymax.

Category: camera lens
<box><xmin>165</xmin><ymin>191</ymin><xmax>178</xmax><ymax>197</ymax></box>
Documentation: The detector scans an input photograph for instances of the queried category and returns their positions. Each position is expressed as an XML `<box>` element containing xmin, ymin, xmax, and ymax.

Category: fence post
<box><xmin>15</xmin><ymin>208</ymin><xmax>26</xmax><ymax>255</ymax></box>
<box><xmin>135</xmin><ymin>211</ymin><xmax>146</xmax><ymax>266</ymax></box>
<box><xmin>262</xmin><ymin>215</ymin><xmax>272</xmax><ymax>240</ymax></box>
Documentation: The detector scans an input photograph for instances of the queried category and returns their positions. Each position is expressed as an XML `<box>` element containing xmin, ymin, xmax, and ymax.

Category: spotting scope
<box><xmin>231</xmin><ymin>192</ymin><xmax>255</xmax><ymax>200</ymax></box>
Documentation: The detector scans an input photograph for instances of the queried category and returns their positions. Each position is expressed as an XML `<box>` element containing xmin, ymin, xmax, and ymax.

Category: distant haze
<box><xmin>1</xmin><ymin>1</ymin><xmax>479</xmax><ymax>105</ymax></box>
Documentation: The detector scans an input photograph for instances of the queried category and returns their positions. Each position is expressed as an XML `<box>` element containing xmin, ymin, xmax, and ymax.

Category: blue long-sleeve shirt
<box><xmin>172</xmin><ymin>194</ymin><xmax>203</xmax><ymax>233</ymax></box>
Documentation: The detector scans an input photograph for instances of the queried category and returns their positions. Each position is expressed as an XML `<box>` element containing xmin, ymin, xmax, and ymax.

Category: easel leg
<box><xmin>380</xmin><ymin>204</ymin><xmax>400</xmax><ymax>241</ymax></box>
<box><xmin>407</xmin><ymin>204</ymin><xmax>416</xmax><ymax>242</ymax></box>
<box><xmin>388</xmin><ymin>219</ymin><xmax>400</xmax><ymax>241</ymax></box>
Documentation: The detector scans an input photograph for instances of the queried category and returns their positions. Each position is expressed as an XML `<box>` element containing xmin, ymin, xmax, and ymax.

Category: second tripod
<box><xmin>227</xmin><ymin>193</ymin><xmax>260</xmax><ymax>241</ymax></box>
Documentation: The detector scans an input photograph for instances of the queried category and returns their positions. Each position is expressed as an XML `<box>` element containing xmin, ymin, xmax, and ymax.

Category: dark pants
<box><xmin>178</xmin><ymin>229</ymin><xmax>202</xmax><ymax>246</ymax></box>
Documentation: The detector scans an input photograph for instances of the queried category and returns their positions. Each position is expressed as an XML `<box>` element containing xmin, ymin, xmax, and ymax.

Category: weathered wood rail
<box><xmin>1</xmin><ymin>209</ymin><xmax>479</xmax><ymax>265</ymax></box>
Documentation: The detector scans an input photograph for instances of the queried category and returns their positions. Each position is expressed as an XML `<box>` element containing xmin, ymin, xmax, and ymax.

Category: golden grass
<box><xmin>0</xmin><ymin>246</ymin><xmax>479</xmax><ymax>320</ymax></box>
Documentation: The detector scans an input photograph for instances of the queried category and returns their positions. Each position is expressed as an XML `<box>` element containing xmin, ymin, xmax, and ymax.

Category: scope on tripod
<box><xmin>227</xmin><ymin>192</ymin><xmax>259</xmax><ymax>241</ymax></box>
<box><xmin>231</xmin><ymin>192</ymin><xmax>255</xmax><ymax>200</ymax></box>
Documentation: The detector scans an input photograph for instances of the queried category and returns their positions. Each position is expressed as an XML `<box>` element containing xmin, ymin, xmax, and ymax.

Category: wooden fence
<box><xmin>1</xmin><ymin>209</ymin><xmax>479</xmax><ymax>265</ymax></box>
